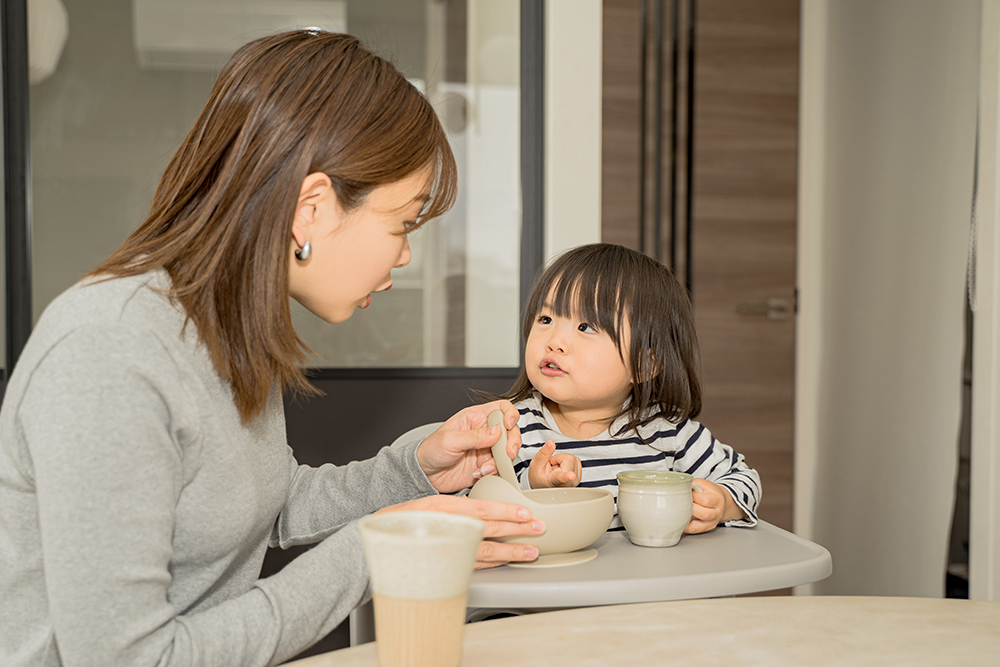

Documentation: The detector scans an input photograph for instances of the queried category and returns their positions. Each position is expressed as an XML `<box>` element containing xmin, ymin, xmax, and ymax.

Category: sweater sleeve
<box><xmin>18</xmin><ymin>326</ymin><xmax>379</xmax><ymax>666</ymax></box>
<box><xmin>666</xmin><ymin>419</ymin><xmax>761</xmax><ymax>527</ymax></box>
<box><xmin>271</xmin><ymin>439</ymin><xmax>438</xmax><ymax>548</ymax></box>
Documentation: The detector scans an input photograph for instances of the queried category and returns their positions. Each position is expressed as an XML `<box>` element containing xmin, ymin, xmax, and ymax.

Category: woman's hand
<box><xmin>527</xmin><ymin>440</ymin><xmax>582</xmax><ymax>488</ymax></box>
<box><xmin>685</xmin><ymin>478</ymin><xmax>746</xmax><ymax>534</ymax></box>
<box><xmin>375</xmin><ymin>494</ymin><xmax>544</xmax><ymax>569</ymax></box>
<box><xmin>415</xmin><ymin>401</ymin><xmax>522</xmax><ymax>494</ymax></box>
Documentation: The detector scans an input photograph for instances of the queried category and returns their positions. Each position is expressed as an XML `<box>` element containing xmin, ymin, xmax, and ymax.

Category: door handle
<box><xmin>736</xmin><ymin>297</ymin><xmax>791</xmax><ymax>320</ymax></box>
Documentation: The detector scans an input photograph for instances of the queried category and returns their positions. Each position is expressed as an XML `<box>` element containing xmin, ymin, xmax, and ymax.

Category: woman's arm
<box><xmin>272</xmin><ymin>441</ymin><xmax>438</xmax><ymax>548</ymax></box>
<box><xmin>275</xmin><ymin>402</ymin><xmax>546</xmax><ymax>567</ymax></box>
<box><xmin>17</xmin><ymin>326</ymin><xmax>366</xmax><ymax>666</ymax></box>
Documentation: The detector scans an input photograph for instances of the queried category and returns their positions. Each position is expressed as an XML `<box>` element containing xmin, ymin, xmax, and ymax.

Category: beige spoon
<box><xmin>487</xmin><ymin>410</ymin><xmax>521</xmax><ymax>489</ymax></box>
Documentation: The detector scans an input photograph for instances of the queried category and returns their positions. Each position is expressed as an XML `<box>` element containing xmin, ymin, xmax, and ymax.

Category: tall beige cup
<box><xmin>358</xmin><ymin>511</ymin><xmax>484</xmax><ymax>667</ymax></box>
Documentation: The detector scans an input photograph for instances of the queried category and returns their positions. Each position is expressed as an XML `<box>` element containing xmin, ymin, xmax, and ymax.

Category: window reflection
<box><xmin>28</xmin><ymin>0</ymin><xmax>521</xmax><ymax>368</ymax></box>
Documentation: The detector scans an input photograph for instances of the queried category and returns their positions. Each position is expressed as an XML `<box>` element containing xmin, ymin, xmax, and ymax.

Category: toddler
<box><xmin>505</xmin><ymin>243</ymin><xmax>760</xmax><ymax>532</ymax></box>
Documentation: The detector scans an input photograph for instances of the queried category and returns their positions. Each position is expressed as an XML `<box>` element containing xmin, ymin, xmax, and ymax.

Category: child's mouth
<box><xmin>540</xmin><ymin>360</ymin><xmax>565</xmax><ymax>376</ymax></box>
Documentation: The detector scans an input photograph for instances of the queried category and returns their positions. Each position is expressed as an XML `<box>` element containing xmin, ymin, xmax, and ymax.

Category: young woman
<box><xmin>0</xmin><ymin>31</ymin><xmax>541</xmax><ymax>667</ymax></box>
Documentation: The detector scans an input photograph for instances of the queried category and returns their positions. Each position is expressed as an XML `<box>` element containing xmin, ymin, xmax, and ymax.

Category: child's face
<box><xmin>525</xmin><ymin>299</ymin><xmax>634</xmax><ymax>416</ymax></box>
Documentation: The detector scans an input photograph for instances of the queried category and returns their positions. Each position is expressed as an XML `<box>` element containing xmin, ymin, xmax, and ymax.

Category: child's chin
<box><xmin>537</xmin><ymin>390</ymin><xmax>570</xmax><ymax>405</ymax></box>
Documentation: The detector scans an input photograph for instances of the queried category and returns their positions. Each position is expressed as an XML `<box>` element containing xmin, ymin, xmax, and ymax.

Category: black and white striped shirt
<box><xmin>512</xmin><ymin>393</ymin><xmax>761</xmax><ymax>530</ymax></box>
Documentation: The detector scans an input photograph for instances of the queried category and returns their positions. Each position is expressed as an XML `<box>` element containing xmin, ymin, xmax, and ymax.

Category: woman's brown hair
<box><xmin>87</xmin><ymin>31</ymin><xmax>457</xmax><ymax>421</ymax></box>
<box><xmin>503</xmin><ymin>243</ymin><xmax>702</xmax><ymax>435</ymax></box>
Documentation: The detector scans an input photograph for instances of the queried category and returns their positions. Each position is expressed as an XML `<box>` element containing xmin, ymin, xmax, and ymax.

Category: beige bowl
<box><xmin>468</xmin><ymin>475</ymin><xmax>614</xmax><ymax>555</ymax></box>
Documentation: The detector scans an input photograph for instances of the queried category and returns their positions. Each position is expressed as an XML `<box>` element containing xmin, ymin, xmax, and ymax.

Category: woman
<box><xmin>0</xmin><ymin>31</ymin><xmax>541</xmax><ymax>666</ymax></box>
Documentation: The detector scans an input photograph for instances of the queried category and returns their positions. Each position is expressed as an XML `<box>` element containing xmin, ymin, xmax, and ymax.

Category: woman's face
<box><xmin>289</xmin><ymin>167</ymin><xmax>433</xmax><ymax>324</ymax></box>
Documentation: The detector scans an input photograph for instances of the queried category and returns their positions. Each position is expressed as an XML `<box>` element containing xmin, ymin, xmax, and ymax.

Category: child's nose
<box><xmin>546</xmin><ymin>334</ymin><xmax>566</xmax><ymax>353</ymax></box>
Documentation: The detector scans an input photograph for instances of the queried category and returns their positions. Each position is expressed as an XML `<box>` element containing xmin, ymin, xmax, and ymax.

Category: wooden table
<box><xmin>288</xmin><ymin>596</ymin><xmax>1000</xmax><ymax>666</ymax></box>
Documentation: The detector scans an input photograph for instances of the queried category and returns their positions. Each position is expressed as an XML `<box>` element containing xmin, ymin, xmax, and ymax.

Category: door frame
<box><xmin>1</xmin><ymin>0</ymin><xmax>33</xmax><ymax>375</ymax></box>
<box><xmin>971</xmin><ymin>0</ymin><xmax>1000</xmax><ymax>602</ymax></box>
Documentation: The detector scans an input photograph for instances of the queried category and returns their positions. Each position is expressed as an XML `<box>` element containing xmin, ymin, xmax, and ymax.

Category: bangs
<box><xmin>415</xmin><ymin>146</ymin><xmax>458</xmax><ymax>228</ymax></box>
<box><xmin>537</xmin><ymin>256</ymin><xmax>631</xmax><ymax>353</ymax></box>
<box><xmin>320</xmin><ymin>56</ymin><xmax>458</xmax><ymax>224</ymax></box>
<box><xmin>392</xmin><ymin>81</ymin><xmax>457</xmax><ymax>227</ymax></box>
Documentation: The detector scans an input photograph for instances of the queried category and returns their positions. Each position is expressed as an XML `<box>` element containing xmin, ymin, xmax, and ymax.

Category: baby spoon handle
<box><xmin>488</xmin><ymin>410</ymin><xmax>521</xmax><ymax>488</ymax></box>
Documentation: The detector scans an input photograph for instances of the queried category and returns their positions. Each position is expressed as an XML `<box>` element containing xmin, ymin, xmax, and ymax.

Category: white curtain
<box><xmin>797</xmin><ymin>0</ymin><xmax>980</xmax><ymax>597</ymax></box>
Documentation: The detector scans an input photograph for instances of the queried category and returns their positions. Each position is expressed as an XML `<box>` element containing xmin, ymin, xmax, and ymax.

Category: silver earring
<box><xmin>295</xmin><ymin>240</ymin><xmax>312</xmax><ymax>262</ymax></box>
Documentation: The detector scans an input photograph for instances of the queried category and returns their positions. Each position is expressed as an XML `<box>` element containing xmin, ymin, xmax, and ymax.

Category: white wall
<box><xmin>797</xmin><ymin>0</ymin><xmax>980</xmax><ymax>597</ymax></box>
<box><xmin>794</xmin><ymin>0</ymin><xmax>827</xmax><ymax>578</ymax></box>
<box><xmin>544</xmin><ymin>0</ymin><xmax>603</xmax><ymax>260</ymax></box>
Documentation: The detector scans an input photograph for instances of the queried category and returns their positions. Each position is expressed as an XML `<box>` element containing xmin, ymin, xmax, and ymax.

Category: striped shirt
<box><xmin>512</xmin><ymin>393</ymin><xmax>761</xmax><ymax>530</ymax></box>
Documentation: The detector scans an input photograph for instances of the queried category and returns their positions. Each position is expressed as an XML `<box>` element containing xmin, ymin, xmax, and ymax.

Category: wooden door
<box><xmin>602</xmin><ymin>0</ymin><xmax>798</xmax><ymax>531</ymax></box>
<box><xmin>692</xmin><ymin>0</ymin><xmax>798</xmax><ymax>532</ymax></box>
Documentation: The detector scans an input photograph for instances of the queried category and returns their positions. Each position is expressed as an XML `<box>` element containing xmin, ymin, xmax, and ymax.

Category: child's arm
<box><xmin>528</xmin><ymin>440</ymin><xmax>582</xmax><ymax>488</ymax></box>
<box><xmin>668</xmin><ymin>420</ymin><xmax>761</xmax><ymax>527</ymax></box>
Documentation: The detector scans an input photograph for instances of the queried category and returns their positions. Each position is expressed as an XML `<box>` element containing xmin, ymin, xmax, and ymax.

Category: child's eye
<box><xmin>578</xmin><ymin>322</ymin><xmax>598</xmax><ymax>333</ymax></box>
<box><xmin>537</xmin><ymin>315</ymin><xmax>552</xmax><ymax>325</ymax></box>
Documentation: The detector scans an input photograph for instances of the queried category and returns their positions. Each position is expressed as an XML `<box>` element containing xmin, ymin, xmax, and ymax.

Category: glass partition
<box><xmin>29</xmin><ymin>0</ymin><xmax>522</xmax><ymax>369</ymax></box>
<box><xmin>0</xmin><ymin>57</ymin><xmax>5</xmax><ymax>374</ymax></box>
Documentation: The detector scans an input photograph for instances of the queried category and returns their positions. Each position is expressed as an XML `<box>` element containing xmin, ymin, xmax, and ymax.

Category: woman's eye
<box><xmin>578</xmin><ymin>322</ymin><xmax>598</xmax><ymax>333</ymax></box>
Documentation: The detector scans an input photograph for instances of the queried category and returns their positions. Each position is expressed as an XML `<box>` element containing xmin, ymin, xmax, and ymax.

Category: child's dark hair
<box><xmin>503</xmin><ymin>243</ymin><xmax>702</xmax><ymax>434</ymax></box>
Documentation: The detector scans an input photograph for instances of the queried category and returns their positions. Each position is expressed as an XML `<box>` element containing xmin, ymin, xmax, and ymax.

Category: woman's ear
<box><xmin>291</xmin><ymin>172</ymin><xmax>335</xmax><ymax>248</ymax></box>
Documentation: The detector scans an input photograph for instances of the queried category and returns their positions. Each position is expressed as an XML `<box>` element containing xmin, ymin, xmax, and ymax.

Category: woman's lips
<box><xmin>361</xmin><ymin>283</ymin><xmax>391</xmax><ymax>309</ymax></box>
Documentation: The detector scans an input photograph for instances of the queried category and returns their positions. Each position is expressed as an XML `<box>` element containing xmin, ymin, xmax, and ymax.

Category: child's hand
<box><xmin>686</xmin><ymin>478</ymin><xmax>747</xmax><ymax>534</ymax></box>
<box><xmin>527</xmin><ymin>440</ymin><xmax>582</xmax><ymax>488</ymax></box>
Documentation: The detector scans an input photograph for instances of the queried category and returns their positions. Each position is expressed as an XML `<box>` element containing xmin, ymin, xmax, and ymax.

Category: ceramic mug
<box><xmin>616</xmin><ymin>471</ymin><xmax>703</xmax><ymax>547</ymax></box>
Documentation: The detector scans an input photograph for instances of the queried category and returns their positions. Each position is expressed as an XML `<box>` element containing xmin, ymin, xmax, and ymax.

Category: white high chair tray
<box><xmin>465</xmin><ymin>520</ymin><xmax>831</xmax><ymax>609</ymax></box>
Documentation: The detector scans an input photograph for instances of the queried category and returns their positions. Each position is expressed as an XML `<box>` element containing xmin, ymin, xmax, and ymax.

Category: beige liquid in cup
<box><xmin>373</xmin><ymin>592</ymin><xmax>468</xmax><ymax>667</ymax></box>
<box><xmin>359</xmin><ymin>512</ymin><xmax>483</xmax><ymax>667</ymax></box>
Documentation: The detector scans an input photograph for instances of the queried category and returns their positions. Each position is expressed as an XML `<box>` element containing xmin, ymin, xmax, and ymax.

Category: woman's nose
<box><xmin>395</xmin><ymin>236</ymin><xmax>412</xmax><ymax>268</ymax></box>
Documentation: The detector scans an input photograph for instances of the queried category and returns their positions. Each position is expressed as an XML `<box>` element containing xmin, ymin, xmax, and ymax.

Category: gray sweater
<box><xmin>0</xmin><ymin>271</ymin><xmax>438</xmax><ymax>666</ymax></box>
